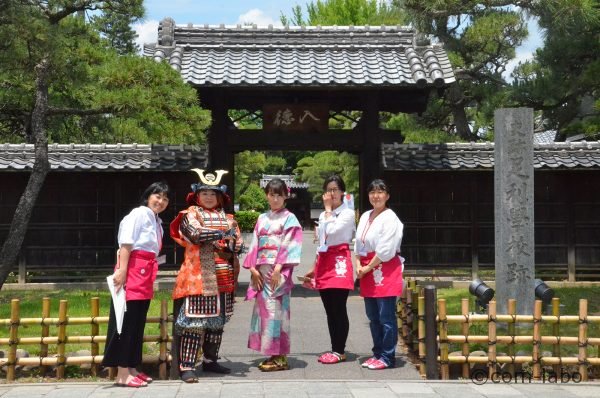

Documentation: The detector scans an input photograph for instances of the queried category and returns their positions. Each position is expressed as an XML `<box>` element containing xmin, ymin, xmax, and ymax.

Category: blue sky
<box><xmin>135</xmin><ymin>1</ymin><xmax>541</xmax><ymax>79</ymax></box>
<box><xmin>135</xmin><ymin>0</ymin><xmax>302</xmax><ymax>47</ymax></box>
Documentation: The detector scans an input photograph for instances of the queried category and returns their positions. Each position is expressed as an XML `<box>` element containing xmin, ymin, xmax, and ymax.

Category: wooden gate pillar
<box><xmin>359</xmin><ymin>94</ymin><xmax>381</xmax><ymax>211</ymax></box>
<box><xmin>207</xmin><ymin>93</ymin><xmax>235</xmax><ymax>212</ymax></box>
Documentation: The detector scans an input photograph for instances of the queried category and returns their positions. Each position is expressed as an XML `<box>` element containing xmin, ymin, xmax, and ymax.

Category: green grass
<box><xmin>0</xmin><ymin>289</ymin><xmax>174</xmax><ymax>358</ymax></box>
<box><xmin>434</xmin><ymin>286</ymin><xmax>600</xmax><ymax>358</ymax></box>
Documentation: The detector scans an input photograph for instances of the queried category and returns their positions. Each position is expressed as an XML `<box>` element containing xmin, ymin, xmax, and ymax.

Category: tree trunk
<box><xmin>447</xmin><ymin>82</ymin><xmax>474</xmax><ymax>141</ymax></box>
<box><xmin>0</xmin><ymin>58</ymin><xmax>51</xmax><ymax>288</ymax></box>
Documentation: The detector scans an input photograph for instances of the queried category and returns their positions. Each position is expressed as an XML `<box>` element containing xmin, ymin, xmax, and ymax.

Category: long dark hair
<box><xmin>140</xmin><ymin>181</ymin><xmax>170</xmax><ymax>206</ymax></box>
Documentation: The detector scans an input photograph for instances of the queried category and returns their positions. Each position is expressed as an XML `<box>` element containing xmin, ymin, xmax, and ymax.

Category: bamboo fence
<box><xmin>0</xmin><ymin>297</ymin><xmax>173</xmax><ymax>382</ymax></box>
<box><xmin>398</xmin><ymin>283</ymin><xmax>600</xmax><ymax>380</ymax></box>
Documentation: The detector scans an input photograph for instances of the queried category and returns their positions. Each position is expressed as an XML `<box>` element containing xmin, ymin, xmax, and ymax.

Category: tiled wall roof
<box><xmin>143</xmin><ymin>20</ymin><xmax>455</xmax><ymax>88</ymax></box>
<box><xmin>5</xmin><ymin>141</ymin><xmax>597</xmax><ymax>172</ymax></box>
<box><xmin>382</xmin><ymin>142</ymin><xmax>600</xmax><ymax>170</ymax></box>
<box><xmin>0</xmin><ymin>143</ymin><xmax>208</xmax><ymax>171</ymax></box>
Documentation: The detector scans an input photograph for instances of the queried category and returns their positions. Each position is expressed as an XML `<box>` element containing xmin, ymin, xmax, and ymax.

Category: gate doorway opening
<box><xmin>233</xmin><ymin>150</ymin><xmax>359</xmax><ymax>230</ymax></box>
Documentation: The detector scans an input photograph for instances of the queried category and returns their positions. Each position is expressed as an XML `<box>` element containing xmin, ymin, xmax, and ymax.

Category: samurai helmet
<box><xmin>190</xmin><ymin>168</ymin><xmax>228</xmax><ymax>193</ymax></box>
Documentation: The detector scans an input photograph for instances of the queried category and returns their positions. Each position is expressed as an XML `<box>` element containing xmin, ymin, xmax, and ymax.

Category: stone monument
<box><xmin>494</xmin><ymin>108</ymin><xmax>535</xmax><ymax>314</ymax></box>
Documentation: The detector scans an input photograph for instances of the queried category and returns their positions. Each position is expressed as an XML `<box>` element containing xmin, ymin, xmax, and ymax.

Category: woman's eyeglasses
<box><xmin>325</xmin><ymin>188</ymin><xmax>341</xmax><ymax>193</ymax></box>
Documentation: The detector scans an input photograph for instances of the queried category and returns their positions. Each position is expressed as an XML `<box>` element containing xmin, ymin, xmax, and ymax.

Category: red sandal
<box><xmin>320</xmin><ymin>352</ymin><xmax>346</xmax><ymax>364</ymax></box>
<box><xmin>114</xmin><ymin>376</ymin><xmax>147</xmax><ymax>388</ymax></box>
<box><xmin>136</xmin><ymin>372</ymin><xmax>153</xmax><ymax>383</ymax></box>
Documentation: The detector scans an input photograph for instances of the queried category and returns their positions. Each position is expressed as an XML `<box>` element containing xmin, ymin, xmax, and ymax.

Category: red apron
<box><xmin>359</xmin><ymin>252</ymin><xmax>403</xmax><ymax>298</ymax></box>
<box><xmin>119</xmin><ymin>250</ymin><xmax>158</xmax><ymax>301</ymax></box>
<box><xmin>314</xmin><ymin>244</ymin><xmax>354</xmax><ymax>290</ymax></box>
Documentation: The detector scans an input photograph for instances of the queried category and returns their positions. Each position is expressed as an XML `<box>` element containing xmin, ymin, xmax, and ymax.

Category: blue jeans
<box><xmin>364</xmin><ymin>296</ymin><xmax>398</xmax><ymax>366</ymax></box>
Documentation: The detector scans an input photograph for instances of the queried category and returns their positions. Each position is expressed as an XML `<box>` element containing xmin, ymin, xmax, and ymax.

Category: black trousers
<box><xmin>319</xmin><ymin>288</ymin><xmax>350</xmax><ymax>354</ymax></box>
<box><xmin>102</xmin><ymin>299</ymin><xmax>151</xmax><ymax>368</ymax></box>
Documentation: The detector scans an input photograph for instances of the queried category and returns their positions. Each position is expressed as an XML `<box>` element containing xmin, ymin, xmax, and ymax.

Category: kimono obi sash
<box><xmin>359</xmin><ymin>252</ymin><xmax>403</xmax><ymax>298</ymax></box>
<box><xmin>121</xmin><ymin>250</ymin><xmax>157</xmax><ymax>301</ymax></box>
<box><xmin>315</xmin><ymin>243</ymin><xmax>354</xmax><ymax>290</ymax></box>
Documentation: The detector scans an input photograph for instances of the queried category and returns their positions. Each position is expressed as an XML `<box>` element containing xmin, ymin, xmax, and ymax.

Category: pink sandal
<box><xmin>320</xmin><ymin>352</ymin><xmax>346</xmax><ymax>364</ymax></box>
<box><xmin>367</xmin><ymin>359</ymin><xmax>390</xmax><ymax>370</ymax></box>
<box><xmin>136</xmin><ymin>372</ymin><xmax>153</xmax><ymax>383</ymax></box>
<box><xmin>361</xmin><ymin>357</ymin><xmax>377</xmax><ymax>368</ymax></box>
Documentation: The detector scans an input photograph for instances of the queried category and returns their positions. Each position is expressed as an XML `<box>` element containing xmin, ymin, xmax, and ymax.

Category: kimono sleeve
<box><xmin>275</xmin><ymin>213</ymin><xmax>303</xmax><ymax>266</ymax></box>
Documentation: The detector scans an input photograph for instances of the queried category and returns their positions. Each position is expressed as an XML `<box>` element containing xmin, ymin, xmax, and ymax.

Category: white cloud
<box><xmin>133</xmin><ymin>20</ymin><xmax>160</xmax><ymax>51</ymax></box>
<box><xmin>237</xmin><ymin>8</ymin><xmax>281</xmax><ymax>26</ymax></box>
<box><xmin>503</xmin><ymin>49</ymin><xmax>535</xmax><ymax>82</ymax></box>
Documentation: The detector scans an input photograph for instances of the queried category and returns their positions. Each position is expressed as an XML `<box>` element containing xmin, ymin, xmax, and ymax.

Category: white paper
<box><xmin>106</xmin><ymin>275</ymin><xmax>127</xmax><ymax>334</ymax></box>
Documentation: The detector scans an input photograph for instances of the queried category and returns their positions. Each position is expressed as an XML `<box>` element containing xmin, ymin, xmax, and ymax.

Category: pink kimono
<box><xmin>243</xmin><ymin>208</ymin><xmax>303</xmax><ymax>355</ymax></box>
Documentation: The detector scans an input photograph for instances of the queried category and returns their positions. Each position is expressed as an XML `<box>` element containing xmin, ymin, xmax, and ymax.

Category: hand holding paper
<box><xmin>106</xmin><ymin>275</ymin><xmax>127</xmax><ymax>334</ymax></box>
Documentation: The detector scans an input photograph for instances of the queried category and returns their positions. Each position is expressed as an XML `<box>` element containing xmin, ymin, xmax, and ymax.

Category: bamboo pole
<box><xmin>90</xmin><ymin>297</ymin><xmax>99</xmax><ymax>377</ymax></box>
<box><xmin>461</xmin><ymin>298</ymin><xmax>470</xmax><ymax>379</ymax></box>
<box><xmin>3</xmin><ymin>353</ymin><xmax>596</xmax><ymax>369</ymax></box>
<box><xmin>402</xmin><ymin>283</ymin><xmax>414</xmax><ymax>350</ymax></box>
<box><xmin>159</xmin><ymin>299</ymin><xmax>168</xmax><ymax>380</ymax></box>
<box><xmin>40</xmin><ymin>297</ymin><xmax>50</xmax><ymax>376</ymax></box>
<box><xmin>551</xmin><ymin>297</ymin><xmax>561</xmax><ymax>375</ymax></box>
<box><xmin>438</xmin><ymin>299</ymin><xmax>449</xmax><ymax>380</ymax></box>
<box><xmin>532</xmin><ymin>300</ymin><xmax>542</xmax><ymax>379</ymax></box>
<box><xmin>399</xmin><ymin>285</ymin><xmax>409</xmax><ymax>340</ymax></box>
<box><xmin>487</xmin><ymin>300</ymin><xmax>497</xmax><ymax>378</ymax></box>
<box><xmin>507</xmin><ymin>299</ymin><xmax>516</xmax><ymax>376</ymax></box>
<box><xmin>434</xmin><ymin>356</ymin><xmax>600</xmax><ymax>365</ymax></box>
<box><xmin>438</xmin><ymin>314</ymin><xmax>600</xmax><ymax>324</ymax></box>
<box><xmin>0</xmin><ymin>334</ymin><xmax>169</xmax><ymax>345</ymax></box>
<box><xmin>0</xmin><ymin>315</ymin><xmax>176</xmax><ymax>326</ymax></box>
<box><xmin>56</xmin><ymin>300</ymin><xmax>68</xmax><ymax>379</ymax></box>
<box><xmin>418</xmin><ymin>294</ymin><xmax>426</xmax><ymax>378</ymax></box>
<box><xmin>578</xmin><ymin>299</ymin><xmax>588</xmax><ymax>381</ymax></box>
<box><xmin>442</xmin><ymin>335</ymin><xmax>600</xmax><ymax>345</ymax></box>
<box><xmin>0</xmin><ymin>354</ymin><xmax>173</xmax><ymax>367</ymax></box>
<box><xmin>412</xmin><ymin>289</ymin><xmax>420</xmax><ymax>353</ymax></box>
<box><xmin>7</xmin><ymin>299</ymin><xmax>20</xmax><ymax>382</ymax></box>
<box><xmin>8</xmin><ymin>312</ymin><xmax>597</xmax><ymax>326</ymax></box>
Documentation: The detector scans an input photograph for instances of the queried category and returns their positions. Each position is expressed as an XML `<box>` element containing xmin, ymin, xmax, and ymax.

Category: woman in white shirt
<box><xmin>354</xmin><ymin>179</ymin><xmax>403</xmax><ymax>370</ymax></box>
<box><xmin>304</xmin><ymin>175</ymin><xmax>356</xmax><ymax>364</ymax></box>
<box><xmin>102</xmin><ymin>182</ymin><xmax>170</xmax><ymax>388</ymax></box>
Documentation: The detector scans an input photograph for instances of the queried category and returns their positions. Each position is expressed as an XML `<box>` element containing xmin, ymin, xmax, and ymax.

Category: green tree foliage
<box><xmin>509</xmin><ymin>1</ymin><xmax>600</xmax><ymax>139</ymax></box>
<box><xmin>293</xmin><ymin>151</ymin><xmax>359</xmax><ymax>201</ymax></box>
<box><xmin>90</xmin><ymin>2</ymin><xmax>142</xmax><ymax>55</ymax></box>
<box><xmin>402</xmin><ymin>0</ymin><xmax>528</xmax><ymax>140</ymax></box>
<box><xmin>281</xmin><ymin>0</ymin><xmax>408</xmax><ymax>26</ymax></box>
<box><xmin>0</xmin><ymin>2</ymin><xmax>209</xmax><ymax>144</ymax></box>
<box><xmin>234</xmin><ymin>151</ymin><xmax>286</xmax><ymax>200</ymax></box>
<box><xmin>0</xmin><ymin>0</ymin><xmax>210</xmax><ymax>288</ymax></box>
<box><xmin>238</xmin><ymin>183</ymin><xmax>269</xmax><ymax>212</ymax></box>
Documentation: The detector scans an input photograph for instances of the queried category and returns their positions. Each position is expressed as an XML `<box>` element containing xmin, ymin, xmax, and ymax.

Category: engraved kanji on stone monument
<box><xmin>494</xmin><ymin>108</ymin><xmax>535</xmax><ymax>314</ymax></box>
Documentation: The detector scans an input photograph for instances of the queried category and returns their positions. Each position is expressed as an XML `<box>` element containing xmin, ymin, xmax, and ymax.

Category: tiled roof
<box><xmin>0</xmin><ymin>143</ymin><xmax>208</xmax><ymax>171</ymax></box>
<box><xmin>260</xmin><ymin>174</ymin><xmax>309</xmax><ymax>189</ymax></box>
<box><xmin>533</xmin><ymin>130</ymin><xmax>557</xmax><ymax>144</ymax></box>
<box><xmin>143</xmin><ymin>19</ymin><xmax>455</xmax><ymax>88</ymax></box>
<box><xmin>382</xmin><ymin>141</ymin><xmax>600</xmax><ymax>170</ymax></box>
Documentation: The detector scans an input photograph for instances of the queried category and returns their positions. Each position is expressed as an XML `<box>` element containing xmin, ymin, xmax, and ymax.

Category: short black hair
<box><xmin>264</xmin><ymin>178</ymin><xmax>289</xmax><ymax>197</ymax></box>
<box><xmin>322</xmin><ymin>174</ymin><xmax>346</xmax><ymax>193</ymax></box>
<box><xmin>366</xmin><ymin>179</ymin><xmax>389</xmax><ymax>194</ymax></box>
<box><xmin>140</xmin><ymin>181</ymin><xmax>170</xmax><ymax>206</ymax></box>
